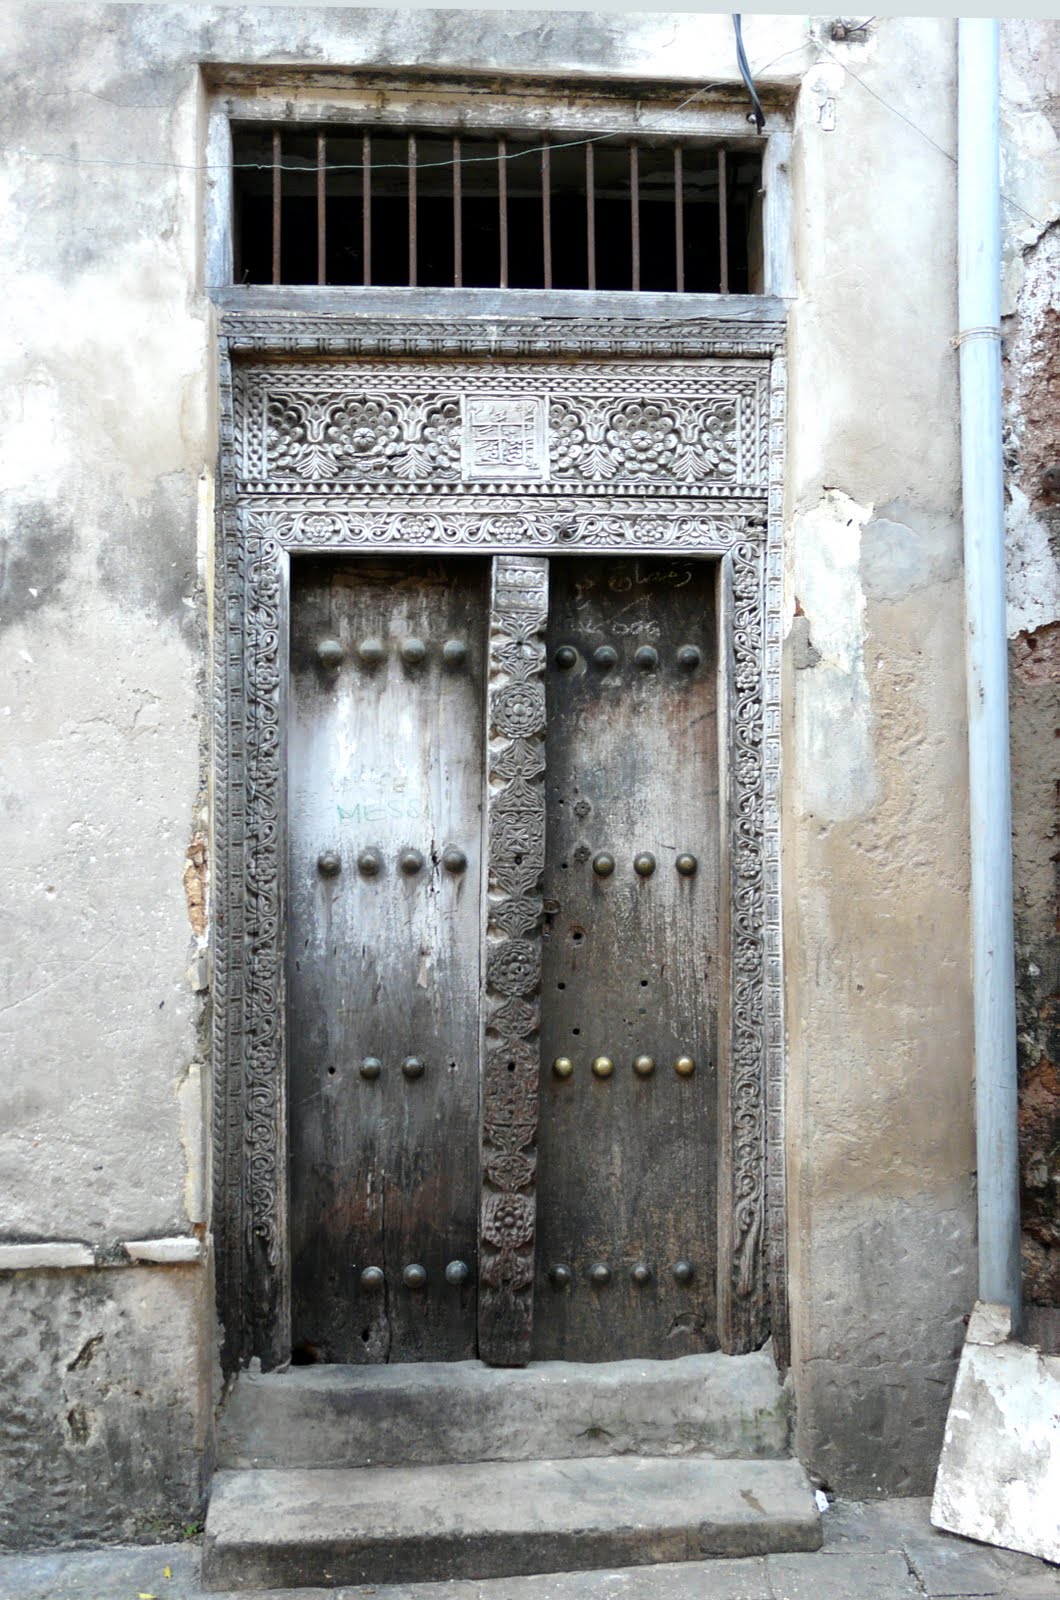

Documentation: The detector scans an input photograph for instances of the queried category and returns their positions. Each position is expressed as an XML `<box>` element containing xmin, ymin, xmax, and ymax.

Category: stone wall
<box><xmin>1001</xmin><ymin>21</ymin><xmax>1060</xmax><ymax>1331</ymax></box>
<box><xmin>0</xmin><ymin>5</ymin><xmax>1015</xmax><ymax>1542</ymax></box>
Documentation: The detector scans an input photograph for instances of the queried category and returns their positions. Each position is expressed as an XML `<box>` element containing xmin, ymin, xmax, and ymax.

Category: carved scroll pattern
<box><xmin>242</xmin><ymin>506</ymin><xmax>761</xmax><ymax>554</ymax></box>
<box><xmin>479</xmin><ymin>556</ymin><xmax>549</xmax><ymax>1366</ymax></box>
<box><xmin>242</xmin><ymin>531</ymin><xmax>287</xmax><ymax>1354</ymax></box>
<box><xmin>729</xmin><ymin>540</ymin><xmax>768</xmax><ymax>1347</ymax></box>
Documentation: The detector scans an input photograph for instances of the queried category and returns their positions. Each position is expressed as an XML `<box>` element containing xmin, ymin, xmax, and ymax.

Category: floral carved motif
<box><xmin>550</xmin><ymin>397</ymin><xmax>738</xmax><ymax>483</ymax></box>
<box><xmin>479</xmin><ymin>555</ymin><xmax>549</xmax><ymax>1366</ymax></box>
<box><xmin>236</xmin><ymin>363</ymin><xmax>761</xmax><ymax>492</ymax></box>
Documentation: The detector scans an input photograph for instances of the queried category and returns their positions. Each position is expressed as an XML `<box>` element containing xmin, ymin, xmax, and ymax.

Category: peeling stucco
<box><xmin>791</xmin><ymin>490</ymin><xmax>877</xmax><ymax>822</ymax></box>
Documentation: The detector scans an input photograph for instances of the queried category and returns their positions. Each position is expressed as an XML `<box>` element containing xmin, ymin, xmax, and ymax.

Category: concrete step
<box><xmin>218</xmin><ymin>1352</ymin><xmax>791</xmax><ymax>1469</ymax></box>
<box><xmin>201</xmin><ymin>1456</ymin><xmax>822</xmax><ymax>1591</ymax></box>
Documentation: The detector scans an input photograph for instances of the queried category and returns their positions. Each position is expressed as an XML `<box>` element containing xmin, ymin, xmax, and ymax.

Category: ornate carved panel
<box><xmin>479</xmin><ymin>557</ymin><xmax>549</xmax><ymax>1365</ymax></box>
<box><xmin>213</xmin><ymin>314</ymin><xmax>787</xmax><ymax>1372</ymax></box>
<box><xmin>232</xmin><ymin>361</ymin><xmax>769</xmax><ymax>497</ymax></box>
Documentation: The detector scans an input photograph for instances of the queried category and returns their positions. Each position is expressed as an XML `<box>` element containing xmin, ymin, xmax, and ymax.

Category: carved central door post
<box><xmin>479</xmin><ymin>556</ymin><xmax>549</xmax><ymax>1365</ymax></box>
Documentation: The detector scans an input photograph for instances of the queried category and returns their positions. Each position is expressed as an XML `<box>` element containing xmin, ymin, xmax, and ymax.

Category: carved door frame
<box><xmin>211</xmin><ymin>311</ymin><xmax>788</xmax><ymax>1371</ymax></box>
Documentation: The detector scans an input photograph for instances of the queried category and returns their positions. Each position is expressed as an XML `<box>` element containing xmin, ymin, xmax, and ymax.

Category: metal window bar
<box><xmin>674</xmin><ymin>144</ymin><xmax>685</xmax><ymax>294</ymax></box>
<box><xmin>498</xmin><ymin>136</ymin><xmax>508</xmax><ymax>288</ymax></box>
<box><xmin>408</xmin><ymin>134</ymin><xmax>418</xmax><ymax>288</ymax></box>
<box><xmin>362</xmin><ymin>132</ymin><xmax>372</xmax><ymax>287</ymax></box>
<box><xmin>629</xmin><ymin>143</ymin><xmax>640</xmax><ymax>292</ymax></box>
<box><xmin>316</xmin><ymin>132</ymin><xmax>326</xmax><ymax>286</ymax></box>
<box><xmin>718</xmin><ymin>147</ymin><xmax>729</xmax><ymax>296</ymax></box>
<box><xmin>271</xmin><ymin>128</ymin><xmax>282</xmax><ymax>286</ymax></box>
<box><xmin>586</xmin><ymin>143</ymin><xmax>596</xmax><ymax>291</ymax></box>
<box><xmin>453</xmin><ymin>136</ymin><xmax>462</xmax><ymax>288</ymax></box>
<box><xmin>542</xmin><ymin>139</ymin><xmax>552</xmax><ymax>291</ymax></box>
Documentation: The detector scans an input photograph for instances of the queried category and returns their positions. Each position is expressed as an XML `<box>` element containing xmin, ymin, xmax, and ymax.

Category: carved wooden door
<box><xmin>287</xmin><ymin>552</ymin><xmax>718</xmax><ymax>1366</ymax></box>
<box><xmin>288</xmin><ymin>557</ymin><xmax>489</xmax><ymax>1363</ymax></box>
<box><xmin>534</xmin><ymin>556</ymin><xmax>719</xmax><ymax>1361</ymax></box>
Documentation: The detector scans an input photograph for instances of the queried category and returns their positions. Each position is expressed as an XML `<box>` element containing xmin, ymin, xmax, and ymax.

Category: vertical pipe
<box><xmin>586</xmin><ymin>143</ymin><xmax>596</xmax><ymax>290</ymax></box>
<box><xmin>542</xmin><ymin>139</ymin><xmax>552</xmax><ymax>290</ymax></box>
<box><xmin>453</xmin><ymin>136</ymin><xmax>463</xmax><ymax>288</ymax></box>
<box><xmin>674</xmin><ymin>144</ymin><xmax>685</xmax><ymax>293</ymax></box>
<box><xmin>718</xmin><ymin>147</ymin><xmax>730</xmax><ymax>294</ymax></box>
<box><xmin>958</xmin><ymin>18</ymin><xmax>1021</xmax><ymax>1321</ymax></box>
<box><xmin>316</xmin><ymin>132</ymin><xmax>326</xmax><ymax>286</ymax></box>
<box><xmin>362</xmin><ymin>132</ymin><xmax>372</xmax><ymax>287</ymax></box>
<box><xmin>271</xmin><ymin>127</ymin><xmax>282</xmax><ymax>286</ymax></box>
<box><xmin>408</xmin><ymin>133</ymin><xmax>417</xmax><ymax>288</ymax></box>
<box><xmin>630</xmin><ymin>143</ymin><xmax>640</xmax><ymax>291</ymax></box>
<box><xmin>498</xmin><ymin>137</ymin><xmax>508</xmax><ymax>288</ymax></box>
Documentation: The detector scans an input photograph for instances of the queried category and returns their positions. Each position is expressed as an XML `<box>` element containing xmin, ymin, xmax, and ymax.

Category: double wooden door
<box><xmin>287</xmin><ymin>552</ymin><xmax>719</xmax><ymax>1365</ymax></box>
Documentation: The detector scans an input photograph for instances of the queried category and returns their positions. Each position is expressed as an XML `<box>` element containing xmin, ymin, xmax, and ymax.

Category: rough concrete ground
<box><xmin>0</xmin><ymin>1499</ymin><xmax>1056</xmax><ymax>1600</ymax></box>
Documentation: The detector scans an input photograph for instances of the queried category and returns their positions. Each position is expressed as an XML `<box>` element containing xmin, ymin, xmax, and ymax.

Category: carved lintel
<box><xmin>479</xmin><ymin>555</ymin><xmax>549</xmax><ymax>1367</ymax></box>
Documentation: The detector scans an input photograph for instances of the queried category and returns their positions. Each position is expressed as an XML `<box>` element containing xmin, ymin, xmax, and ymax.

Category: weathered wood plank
<box><xmin>287</xmin><ymin>558</ymin><xmax>487</xmax><ymax>1362</ymax></box>
<box><xmin>534</xmin><ymin>557</ymin><xmax>720</xmax><ymax>1361</ymax></box>
<box><xmin>478</xmin><ymin>556</ymin><xmax>549</xmax><ymax>1367</ymax></box>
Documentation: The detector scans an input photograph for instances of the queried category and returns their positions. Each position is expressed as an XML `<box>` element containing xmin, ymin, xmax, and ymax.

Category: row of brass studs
<box><xmin>357</xmin><ymin>1056</ymin><xmax>425</xmax><ymax>1081</ymax></box>
<box><xmin>554</xmin><ymin>1055</ymin><xmax>696</xmax><ymax>1079</ymax></box>
<box><xmin>359</xmin><ymin>1261</ymin><xmax>471</xmax><ymax>1290</ymax></box>
<box><xmin>554</xmin><ymin>644</ymin><xmax>701</xmax><ymax>672</ymax></box>
<box><xmin>317</xmin><ymin>637</ymin><xmax>469</xmax><ymax>670</ymax></box>
<box><xmin>590</xmin><ymin>851</ymin><xmax>697</xmax><ymax>878</ymax></box>
<box><xmin>318</xmin><ymin>846</ymin><xmax>468</xmax><ymax>877</ymax></box>
<box><xmin>549</xmin><ymin>1260</ymin><xmax>694</xmax><ymax>1287</ymax></box>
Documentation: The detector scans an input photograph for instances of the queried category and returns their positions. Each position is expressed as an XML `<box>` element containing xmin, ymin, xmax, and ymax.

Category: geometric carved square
<box><xmin>463</xmin><ymin>396</ymin><xmax>548</xmax><ymax>480</ymax></box>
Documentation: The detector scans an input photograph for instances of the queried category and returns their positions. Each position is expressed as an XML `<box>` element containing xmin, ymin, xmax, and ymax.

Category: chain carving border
<box><xmin>213</xmin><ymin>313</ymin><xmax>787</xmax><ymax>1370</ymax></box>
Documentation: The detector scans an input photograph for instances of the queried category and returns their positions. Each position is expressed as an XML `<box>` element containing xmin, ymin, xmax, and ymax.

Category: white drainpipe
<box><xmin>957</xmin><ymin>17</ymin><xmax>1022</xmax><ymax>1322</ymax></box>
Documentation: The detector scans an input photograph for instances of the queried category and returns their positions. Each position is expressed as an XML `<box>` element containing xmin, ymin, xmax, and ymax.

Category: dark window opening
<box><xmin>232</xmin><ymin>123</ymin><xmax>763</xmax><ymax>294</ymax></box>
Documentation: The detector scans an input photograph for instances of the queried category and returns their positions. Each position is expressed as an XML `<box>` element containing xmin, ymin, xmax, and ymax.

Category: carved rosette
<box><xmin>479</xmin><ymin>555</ymin><xmax>549</xmax><ymax>1366</ymax></box>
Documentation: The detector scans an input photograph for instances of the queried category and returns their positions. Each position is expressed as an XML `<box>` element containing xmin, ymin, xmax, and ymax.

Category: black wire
<box><xmin>732</xmin><ymin>15</ymin><xmax>766</xmax><ymax>134</ymax></box>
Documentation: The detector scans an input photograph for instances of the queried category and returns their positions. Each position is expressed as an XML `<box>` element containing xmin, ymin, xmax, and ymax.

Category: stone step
<box><xmin>201</xmin><ymin>1456</ymin><xmax>822</xmax><ymax>1591</ymax></box>
<box><xmin>218</xmin><ymin>1351</ymin><xmax>791</xmax><ymax>1470</ymax></box>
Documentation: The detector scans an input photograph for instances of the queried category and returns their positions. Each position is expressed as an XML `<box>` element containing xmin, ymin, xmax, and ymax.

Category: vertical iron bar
<box><xmin>316</xmin><ymin>132</ymin><xmax>326</xmax><ymax>286</ymax></box>
<box><xmin>453</xmin><ymin>136</ymin><xmax>462</xmax><ymax>288</ymax></box>
<box><xmin>362</xmin><ymin>132</ymin><xmax>372</xmax><ymax>286</ymax></box>
<box><xmin>542</xmin><ymin>138</ymin><xmax>552</xmax><ymax>290</ymax></box>
<box><xmin>718</xmin><ymin>146</ymin><xmax>730</xmax><ymax>294</ymax></box>
<box><xmin>271</xmin><ymin>127</ymin><xmax>281</xmax><ymax>286</ymax></box>
<box><xmin>630</xmin><ymin>142</ymin><xmax>640</xmax><ymax>291</ymax></box>
<box><xmin>674</xmin><ymin>143</ymin><xmax>685</xmax><ymax>294</ymax></box>
<box><xmin>408</xmin><ymin>133</ymin><xmax>417</xmax><ymax>287</ymax></box>
<box><xmin>586</xmin><ymin>142</ymin><xmax>596</xmax><ymax>290</ymax></box>
<box><xmin>498</xmin><ymin>137</ymin><xmax>508</xmax><ymax>288</ymax></box>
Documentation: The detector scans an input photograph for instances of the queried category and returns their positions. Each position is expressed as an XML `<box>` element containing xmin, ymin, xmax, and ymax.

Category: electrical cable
<box><xmin>732</xmin><ymin>16</ymin><xmax>766</xmax><ymax>134</ymax></box>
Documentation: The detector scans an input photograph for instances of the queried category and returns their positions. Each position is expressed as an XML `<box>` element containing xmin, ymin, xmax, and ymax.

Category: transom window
<box><xmin>232</xmin><ymin>124</ymin><xmax>763</xmax><ymax>294</ymax></box>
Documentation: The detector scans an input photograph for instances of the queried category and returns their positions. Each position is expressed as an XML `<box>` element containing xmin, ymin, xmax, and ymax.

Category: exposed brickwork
<box><xmin>1005</xmin><ymin>228</ymin><xmax>1060</xmax><ymax>1312</ymax></box>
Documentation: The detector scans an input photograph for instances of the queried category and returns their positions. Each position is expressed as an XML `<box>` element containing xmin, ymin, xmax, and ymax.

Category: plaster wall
<box><xmin>783</xmin><ymin>18</ymin><xmax>977</xmax><ymax>1496</ymax></box>
<box><xmin>0</xmin><ymin>4</ymin><xmax>981</xmax><ymax>1541</ymax></box>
